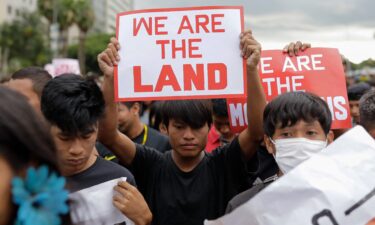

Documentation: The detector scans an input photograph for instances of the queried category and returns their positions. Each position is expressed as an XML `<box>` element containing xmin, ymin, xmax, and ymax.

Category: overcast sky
<box><xmin>134</xmin><ymin>0</ymin><xmax>375</xmax><ymax>63</ymax></box>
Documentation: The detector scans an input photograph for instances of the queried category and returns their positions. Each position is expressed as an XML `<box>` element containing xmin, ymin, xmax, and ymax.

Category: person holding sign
<box><xmin>98</xmin><ymin>30</ymin><xmax>266</xmax><ymax>225</ymax></box>
<box><xmin>226</xmin><ymin>91</ymin><xmax>335</xmax><ymax>213</ymax></box>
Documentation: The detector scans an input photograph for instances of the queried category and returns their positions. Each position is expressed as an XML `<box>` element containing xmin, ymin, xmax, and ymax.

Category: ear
<box><xmin>327</xmin><ymin>130</ymin><xmax>334</xmax><ymax>144</ymax></box>
<box><xmin>131</xmin><ymin>103</ymin><xmax>141</xmax><ymax>115</ymax></box>
<box><xmin>159</xmin><ymin>123</ymin><xmax>168</xmax><ymax>135</ymax></box>
<box><xmin>264</xmin><ymin>134</ymin><xmax>276</xmax><ymax>155</ymax></box>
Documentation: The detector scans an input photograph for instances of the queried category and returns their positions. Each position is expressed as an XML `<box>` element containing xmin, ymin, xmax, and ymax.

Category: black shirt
<box><xmin>132</xmin><ymin>126</ymin><xmax>171</xmax><ymax>152</ymax></box>
<box><xmin>66</xmin><ymin>156</ymin><xmax>136</xmax><ymax>193</ymax></box>
<box><xmin>130</xmin><ymin>137</ymin><xmax>259</xmax><ymax>225</ymax></box>
<box><xmin>97</xmin><ymin>126</ymin><xmax>171</xmax><ymax>163</ymax></box>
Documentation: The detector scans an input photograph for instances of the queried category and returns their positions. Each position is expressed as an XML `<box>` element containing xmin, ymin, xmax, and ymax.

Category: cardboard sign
<box><xmin>205</xmin><ymin>126</ymin><xmax>375</xmax><ymax>225</ymax></box>
<box><xmin>227</xmin><ymin>48</ymin><xmax>351</xmax><ymax>133</ymax></box>
<box><xmin>48</xmin><ymin>58</ymin><xmax>81</xmax><ymax>77</ymax></box>
<box><xmin>115</xmin><ymin>6</ymin><xmax>246</xmax><ymax>101</ymax></box>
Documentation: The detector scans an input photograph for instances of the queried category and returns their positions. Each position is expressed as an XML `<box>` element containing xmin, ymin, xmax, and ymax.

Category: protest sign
<box><xmin>45</xmin><ymin>58</ymin><xmax>81</xmax><ymax>77</ymax></box>
<box><xmin>115</xmin><ymin>6</ymin><xmax>246</xmax><ymax>101</ymax></box>
<box><xmin>69</xmin><ymin>177</ymin><xmax>134</xmax><ymax>225</ymax></box>
<box><xmin>205</xmin><ymin>126</ymin><xmax>375</xmax><ymax>225</ymax></box>
<box><xmin>227</xmin><ymin>48</ymin><xmax>351</xmax><ymax>133</ymax></box>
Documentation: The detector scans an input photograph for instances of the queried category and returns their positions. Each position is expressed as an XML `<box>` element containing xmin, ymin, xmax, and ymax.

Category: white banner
<box><xmin>115</xmin><ymin>6</ymin><xmax>246</xmax><ymax>101</ymax></box>
<box><xmin>205</xmin><ymin>126</ymin><xmax>375</xmax><ymax>225</ymax></box>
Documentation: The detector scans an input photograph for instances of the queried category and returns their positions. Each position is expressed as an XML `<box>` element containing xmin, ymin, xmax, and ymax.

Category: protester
<box><xmin>97</xmin><ymin>30</ymin><xmax>272</xmax><ymax>225</ymax></box>
<box><xmin>5</xmin><ymin>67</ymin><xmax>52</xmax><ymax>114</ymax></box>
<box><xmin>148</xmin><ymin>101</ymin><xmax>168</xmax><ymax>135</ymax></box>
<box><xmin>359</xmin><ymin>90</ymin><xmax>375</xmax><ymax>138</ymax></box>
<box><xmin>206</xmin><ymin>99</ymin><xmax>236</xmax><ymax>152</ymax></box>
<box><xmin>41</xmin><ymin>74</ymin><xmax>151</xmax><ymax>224</ymax></box>
<box><xmin>0</xmin><ymin>86</ymin><xmax>70</xmax><ymax>225</ymax></box>
<box><xmin>226</xmin><ymin>91</ymin><xmax>334</xmax><ymax>213</ymax></box>
<box><xmin>348</xmin><ymin>82</ymin><xmax>371</xmax><ymax>126</ymax></box>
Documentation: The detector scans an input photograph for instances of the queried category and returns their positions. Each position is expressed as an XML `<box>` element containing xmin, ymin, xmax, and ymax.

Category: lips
<box><xmin>180</xmin><ymin>143</ymin><xmax>198</xmax><ymax>150</ymax></box>
<box><xmin>66</xmin><ymin>158</ymin><xmax>85</xmax><ymax>166</ymax></box>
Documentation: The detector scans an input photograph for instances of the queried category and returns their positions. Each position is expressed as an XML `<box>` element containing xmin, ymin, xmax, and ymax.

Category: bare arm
<box><xmin>237</xmin><ymin>30</ymin><xmax>266</xmax><ymax>160</ymax></box>
<box><xmin>97</xmin><ymin>38</ymin><xmax>136</xmax><ymax>166</ymax></box>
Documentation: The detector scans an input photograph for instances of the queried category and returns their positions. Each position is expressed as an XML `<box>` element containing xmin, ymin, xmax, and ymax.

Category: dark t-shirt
<box><xmin>66</xmin><ymin>156</ymin><xmax>136</xmax><ymax>193</ymax></box>
<box><xmin>97</xmin><ymin>126</ymin><xmax>171</xmax><ymax>163</ymax></box>
<box><xmin>130</xmin><ymin>137</ymin><xmax>259</xmax><ymax>225</ymax></box>
<box><xmin>225</xmin><ymin>175</ymin><xmax>277</xmax><ymax>213</ymax></box>
<box><xmin>132</xmin><ymin>126</ymin><xmax>171</xmax><ymax>152</ymax></box>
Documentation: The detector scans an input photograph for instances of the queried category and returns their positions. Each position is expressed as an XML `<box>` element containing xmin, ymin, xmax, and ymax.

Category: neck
<box><xmin>171</xmin><ymin>151</ymin><xmax>205</xmax><ymax>172</ymax></box>
<box><xmin>127</xmin><ymin>119</ymin><xmax>144</xmax><ymax>139</ymax></box>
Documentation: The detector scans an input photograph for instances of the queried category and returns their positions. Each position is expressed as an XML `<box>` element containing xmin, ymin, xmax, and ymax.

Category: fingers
<box><xmin>240</xmin><ymin>32</ymin><xmax>261</xmax><ymax>59</ymax></box>
<box><xmin>110</xmin><ymin>37</ymin><xmax>121</xmax><ymax>50</ymax></box>
<box><xmin>283</xmin><ymin>41</ymin><xmax>311</xmax><ymax>57</ymax></box>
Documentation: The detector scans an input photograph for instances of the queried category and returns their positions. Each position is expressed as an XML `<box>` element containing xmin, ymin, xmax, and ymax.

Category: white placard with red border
<box><xmin>227</xmin><ymin>48</ymin><xmax>351</xmax><ymax>133</ymax></box>
<box><xmin>115</xmin><ymin>6</ymin><xmax>246</xmax><ymax>101</ymax></box>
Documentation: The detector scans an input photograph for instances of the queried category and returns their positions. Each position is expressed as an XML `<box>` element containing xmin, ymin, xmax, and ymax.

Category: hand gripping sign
<box><xmin>115</xmin><ymin>6</ymin><xmax>246</xmax><ymax>101</ymax></box>
<box><xmin>227</xmin><ymin>48</ymin><xmax>351</xmax><ymax>133</ymax></box>
<box><xmin>205</xmin><ymin>126</ymin><xmax>375</xmax><ymax>225</ymax></box>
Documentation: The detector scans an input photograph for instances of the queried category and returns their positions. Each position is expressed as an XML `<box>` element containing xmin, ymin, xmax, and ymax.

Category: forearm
<box><xmin>98</xmin><ymin>75</ymin><xmax>136</xmax><ymax>166</ymax></box>
<box><xmin>246</xmin><ymin>65</ymin><xmax>266</xmax><ymax>141</ymax></box>
<box><xmin>98</xmin><ymin>75</ymin><xmax>118</xmax><ymax>146</ymax></box>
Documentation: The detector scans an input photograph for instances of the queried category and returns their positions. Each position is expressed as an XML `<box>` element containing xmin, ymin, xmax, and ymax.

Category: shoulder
<box><xmin>226</xmin><ymin>182</ymin><xmax>268</xmax><ymax>213</ymax></box>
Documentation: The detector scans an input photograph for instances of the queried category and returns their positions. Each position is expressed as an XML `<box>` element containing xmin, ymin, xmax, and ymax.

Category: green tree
<box><xmin>0</xmin><ymin>12</ymin><xmax>50</xmax><ymax>75</ymax></box>
<box><xmin>74</xmin><ymin>0</ymin><xmax>95</xmax><ymax>75</ymax></box>
<box><xmin>68</xmin><ymin>33</ymin><xmax>113</xmax><ymax>75</ymax></box>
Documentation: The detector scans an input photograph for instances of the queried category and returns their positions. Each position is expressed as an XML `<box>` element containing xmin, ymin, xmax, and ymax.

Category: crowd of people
<box><xmin>0</xmin><ymin>29</ymin><xmax>374</xmax><ymax>225</ymax></box>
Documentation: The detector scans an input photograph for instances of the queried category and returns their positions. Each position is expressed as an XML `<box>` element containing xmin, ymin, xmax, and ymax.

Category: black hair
<box><xmin>347</xmin><ymin>82</ymin><xmax>371</xmax><ymax>101</ymax></box>
<box><xmin>120</xmin><ymin>101</ymin><xmax>143</xmax><ymax>112</ymax></box>
<box><xmin>0</xmin><ymin>86</ymin><xmax>58</xmax><ymax>172</ymax></box>
<box><xmin>149</xmin><ymin>101</ymin><xmax>164</xmax><ymax>131</ymax></box>
<box><xmin>359</xmin><ymin>90</ymin><xmax>375</xmax><ymax>131</ymax></box>
<box><xmin>162</xmin><ymin>99</ymin><xmax>212</xmax><ymax>129</ymax></box>
<box><xmin>0</xmin><ymin>86</ymin><xmax>72</xmax><ymax>225</ymax></box>
<box><xmin>41</xmin><ymin>74</ymin><xmax>105</xmax><ymax>136</ymax></box>
<box><xmin>211</xmin><ymin>99</ymin><xmax>228</xmax><ymax>117</ymax></box>
<box><xmin>11</xmin><ymin>67</ymin><xmax>52</xmax><ymax>98</ymax></box>
<box><xmin>263</xmin><ymin>92</ymin><xmax>332</xmax><ymax>137</ymax></box>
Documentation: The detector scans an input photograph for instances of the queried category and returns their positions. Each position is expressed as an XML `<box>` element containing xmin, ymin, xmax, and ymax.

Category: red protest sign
<box><xmin>227</xmin><ymin>48</ymin><xmax>351</xmax><ymax>133</ymax></box>
<box><xmin>115</xmin><ymin>6</ymin><xmax>246</xmax><ymax>101</ymax></box>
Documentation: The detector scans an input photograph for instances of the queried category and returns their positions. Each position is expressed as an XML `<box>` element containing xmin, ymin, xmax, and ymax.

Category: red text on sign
<box><xmin>177</xmin><ymin>14</ymin><xmax>225</xmax><ymax>34</ymax></box>
<box><xmin>133</xmin><ymin>16</ymin><xmax>168</xmax><ymax>36</ymax></box>
<box><xmin>156</xmin><ymin>38</ymin><xmax>202</xmax><ymax>59</ymax></box>
<box><xmin>133</xmin><ymin>63</ymin><xmax>227</xmax><ymax>92</ymax></box>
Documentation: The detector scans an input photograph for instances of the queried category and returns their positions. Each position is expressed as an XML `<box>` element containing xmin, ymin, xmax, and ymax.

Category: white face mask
<box><xmin>270</xmin><ymin>138</ymin><xmax>327</xmax><ymax>174</ymax></box>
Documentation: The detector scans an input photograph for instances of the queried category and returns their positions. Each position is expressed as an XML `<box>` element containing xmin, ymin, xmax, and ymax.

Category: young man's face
<box><xmin>264</xmin><ymin>120</ymin><xmax>333</xmax><ymax>155</ymax></box>
<box><xmin>213</xmin><ymin>115</ymin><xmax>235</xmax><ymax>143</ymax></box>
<box><xmin>51</xmin><ymin>125</ymin><xmax>98</xmax><ymax>176</ymax></box>
<box><xmin>117</xmin><ymin>103</ymin><xmax>137</xmax><ymax>134</ymax></box>
<box><xmin>167</xmin><ymin>119</ymin><xmax>209</xmax><ymax>158</ymax></box>
<box><xmin>349</xmin><ymin>100</ymin><xmax>360</xmax><ymax>124</ymax></box>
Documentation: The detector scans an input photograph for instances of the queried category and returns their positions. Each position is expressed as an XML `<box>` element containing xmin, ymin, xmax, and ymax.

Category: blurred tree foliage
<box><xmin>0</xmin><ymin>12</ymin><xmax>50</xmax><ymax>75</ymax></box>
<box><xmin>68</xmin><ymin>33</ymin><xmax>113</xmax><ymax>75</ymax></box>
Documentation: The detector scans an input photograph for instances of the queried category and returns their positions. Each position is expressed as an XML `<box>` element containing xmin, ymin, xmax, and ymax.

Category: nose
<box><xmin>219</xmin><ymin>125</ymin><xmax>230</xmax><ymax>135</ymax></box>
<box><xmin>68</xmin><ymin>139</ymin><xmax>85</xmax><ymax>156</ymax></box>
<box><xmin>183</xmin><ymin>127</ymin><xmax>195</xmax><ymax>140</ymax></box>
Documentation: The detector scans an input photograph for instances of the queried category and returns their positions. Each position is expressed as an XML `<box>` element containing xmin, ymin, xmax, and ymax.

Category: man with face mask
<box><xmin>226</xmin><ymin>91</ymin><xmax>334</xmax><ymax>213</ymax></box>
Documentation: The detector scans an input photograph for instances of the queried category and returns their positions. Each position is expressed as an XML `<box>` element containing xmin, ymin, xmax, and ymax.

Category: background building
<box><xmin>0</xmin><ymin>0</ymin><xmax>37</xmax><ymax>24</ymax></box>
<box><xmin>91</xmin><ymin>0</ymin><xmax>133</xmax><ymax>34</ymax></box>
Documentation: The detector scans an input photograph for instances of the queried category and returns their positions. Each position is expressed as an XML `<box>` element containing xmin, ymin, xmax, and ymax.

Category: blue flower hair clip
<box><xmin>12</xmin><ymin>165</ymin><xmax>69</xmax><ymax>225</ymax></box>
